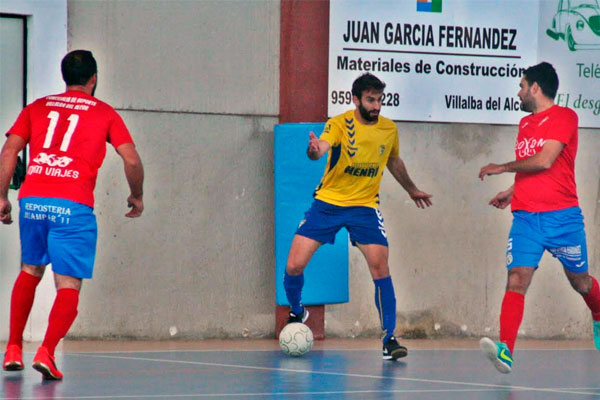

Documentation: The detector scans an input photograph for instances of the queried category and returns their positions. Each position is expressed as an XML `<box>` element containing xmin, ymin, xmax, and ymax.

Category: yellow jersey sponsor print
<box><xmin>315</xmin><ymin>110</ymin><xmax>399</xmax><ymax>208</ymax></box>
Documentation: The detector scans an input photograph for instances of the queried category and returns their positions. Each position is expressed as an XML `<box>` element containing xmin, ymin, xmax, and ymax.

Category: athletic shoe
<box><xmin>594</xmin><ymin>320</ymin><xmax>600</xmax><ymax>350</ymax></box>
<box><xmin>382</xmin><ymin>336</ymin><xmax>408</xmax><ymax>360</ymax></box>
<box><xmin>288</xmin><ymin>308</ymin><xmax>309</xmax><ymax>324</ymax></box>
<box><xmin>32</xmin><ymin>346</ymin><xmax>63</xmax><ymax>380</ymax></box>
<box><xmin>3</xmin><ymin>344</ymin><xmax>24</xmax><ymax>371</ymax></box>
<box><xmin>480</xmin><ymin>337</ymin><xmax>513</xmax><ymax>373</ymax></box>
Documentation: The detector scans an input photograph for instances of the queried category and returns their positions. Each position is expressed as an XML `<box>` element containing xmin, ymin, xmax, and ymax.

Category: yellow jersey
<box><xmin>314</xmin><ymin>110</ymin><xmax>399</xmax><ymax>208</ymax></box>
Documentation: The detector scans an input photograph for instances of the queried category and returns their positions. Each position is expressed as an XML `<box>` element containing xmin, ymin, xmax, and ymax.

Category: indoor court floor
<box><xmin>1</xmin><ymin>339</ymin><xmax>599</xmax><ymax>399</ymax></box>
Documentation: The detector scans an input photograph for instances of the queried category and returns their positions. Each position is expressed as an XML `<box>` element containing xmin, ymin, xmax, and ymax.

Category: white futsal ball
<box><xmin>279</xmin><ymin>323</ymin><xmax>314</xmax><ymax>356</ymax></box>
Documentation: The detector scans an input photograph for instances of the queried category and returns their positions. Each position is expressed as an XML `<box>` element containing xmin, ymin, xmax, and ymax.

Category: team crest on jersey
<box><xmin>379</xmin><ymin>145</ymin><xmax>386</xmax><ymax>155</ymax></box>
<box><xmin>323</xmin><ymin>124</ymin><xmax>331</xmax><ymax>134</ymax></box>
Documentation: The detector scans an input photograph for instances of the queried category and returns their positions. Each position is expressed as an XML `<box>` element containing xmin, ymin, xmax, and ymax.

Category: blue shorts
<box><xmin>506</xmin><ymin>206</ymin><xmax>588</xmax><ymax>273</ymax></box>
<box><xmin>296</xmin><ymin>199</ymin><xmax>388</xmax><ymax>246</ymax></box>
<box><xmin>19</xmin><ymin>197</ymin><xmax>97</xmax><ymax>279</ymax></box>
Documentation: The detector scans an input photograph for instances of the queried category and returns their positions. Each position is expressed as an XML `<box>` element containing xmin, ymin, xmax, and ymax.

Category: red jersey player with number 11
<box><xmin>0</xmin><ymin>50</ymin><xmax>144</xmax><ymax>380</ymax></box>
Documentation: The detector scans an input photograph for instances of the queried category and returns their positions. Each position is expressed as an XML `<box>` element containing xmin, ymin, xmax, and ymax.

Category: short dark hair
<box><xmin>61</xmin><ymin>50</ymin><xmax>97</xmax><ymax>86</ymax></box>
<box><xmin>523</xmin><ymin>62</ymin><xmax>559</xmax><ymax>100</ymax></box>
<box><xmin>351</xmin><ymin>73</ymin><xmax>386</xmax><ymax>98</ymax></box>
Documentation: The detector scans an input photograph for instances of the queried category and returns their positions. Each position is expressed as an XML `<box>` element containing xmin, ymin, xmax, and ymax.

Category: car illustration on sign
<box><xmin>546</xmin><ymin>0</ymin><xmax>600</xmax><ymax>51</ymax></box>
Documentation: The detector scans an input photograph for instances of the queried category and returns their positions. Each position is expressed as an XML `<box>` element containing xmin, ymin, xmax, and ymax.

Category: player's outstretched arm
<box><xmin>306</xmin><ymin>131</ymin><xmax>330</xmax><ymax>160</ymax></box>
<box><xmin>0</xmin><ymin>135</ymin><xmax>26</xmax><ymax>225</ymax></box>
<box><xmin>479</xmin><ymin>140</ymin><xmax>564</xmax><ymax>180</ymax></box>
<box><xmin>386</xmin><ymin>156</ymin><xmax>432</xmax><ymax>209</ymax></box>
<box><xmin>116</xmin><ymin>143</ymin><xmax>144</xmax><ymax>218</ymax></box>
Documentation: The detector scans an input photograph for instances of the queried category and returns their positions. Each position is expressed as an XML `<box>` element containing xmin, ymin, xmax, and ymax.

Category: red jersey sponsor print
<box><xmin>7</xmin><ymin>91</ymin><xmax>133</xmax><ymax>208</ymax></box>
<box><xmin>511</xmin><ymin>105</ymin><xmax>579</xmax><ymax>212</ymax></box>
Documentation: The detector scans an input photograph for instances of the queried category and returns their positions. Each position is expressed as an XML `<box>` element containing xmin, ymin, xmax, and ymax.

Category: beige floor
<box><xmin>3</xmin><ymin>338</ymin><xmax>595</xmax><ymax>353</ymax></box>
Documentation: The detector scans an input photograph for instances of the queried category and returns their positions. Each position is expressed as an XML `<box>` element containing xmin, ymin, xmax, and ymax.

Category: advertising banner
<box><xmin>329</xmin><ymin>0</ymin><xmax>600</xmax><ymax>127</ymax></box>
<box><xmin>539</xmin><ymin>0</ymin><xmax>600</xmax><ymax>127</ymax></box>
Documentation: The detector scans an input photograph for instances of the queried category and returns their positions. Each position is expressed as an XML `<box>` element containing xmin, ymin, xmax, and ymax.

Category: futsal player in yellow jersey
<box><xmin>313</xmin><ymin>108</ymin><xmax>398</xmax><ymax>208</ymax></box>
<box><xmin>284</xmin><ymin>73</ymin><xmax>432</xmax><ymax>360</ymax></box>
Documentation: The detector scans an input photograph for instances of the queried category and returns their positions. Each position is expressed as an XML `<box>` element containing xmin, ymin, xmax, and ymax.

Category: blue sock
<box><xmin>284</xmin><ymin>271</ymin><xmax>304</xmax><ymax>315</ymax></box>
<box><xmin>374</xmin><ymin>276</ymin><xmax>396</xmax><ymax>343</ymax></box>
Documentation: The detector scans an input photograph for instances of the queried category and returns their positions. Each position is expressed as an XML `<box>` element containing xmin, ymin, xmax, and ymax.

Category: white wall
<box><xmin>66</xmin><ymin>0</ymin><xmax>280</xmax><ymax>339</ymax></box>
<box><xmin>66</xmin><ymin>0</ymin><xmax>278</xmax><ymax>114</ymax></box>
<box><xmin>4</xmin><ymin>0</ymin><xmax>598</xmax><ymax>342</ymax></box>
<box><xmin>0</xmin><ymin>0</ymin><xmax>67</xmax><ymax>342</ymax></box>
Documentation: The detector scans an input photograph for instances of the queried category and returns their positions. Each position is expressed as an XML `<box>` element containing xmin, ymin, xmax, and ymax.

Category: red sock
<box><xmin>582</xmin><ymin>276</ymin><xmax>600</xmax><ymax>321</ymax></box>
<box><xmin>8</xmin><ymin>271</ymin><xmax>42</xmax><ymax>347</ymax></box>
<box><xmin>42</xmin><ymin>288</ymin><xmax>79</xmax><ymax>356</ymax></box>
<box><xmin>499</xmin><ymin>291</ymin><xmax>525</xmax><ymax>355</ymax></box>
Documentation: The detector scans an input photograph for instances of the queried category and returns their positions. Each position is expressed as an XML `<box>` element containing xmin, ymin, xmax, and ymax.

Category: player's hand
<box><xmin>489</xmin><ymin>189</ymin><xmax>513</xmax><ymax>209</ymax></box>
<box><xmin>479</xmin><ymin>163</ymin><xmax>506</xmax><ymax>180</ymax></box>
<box><xmin>307</xmin><ymin>132</ymin><xmax>320</xmax><ymax>157</ymax></box>
<box><xmin>409</xmin><ymin>190</ymin><xmax>433</xmax><ymax>209</ymax></box>
<box><xmin>125</xmin><ymin>195</ymin><xmax>144</xmax><ymax>218</ymax></box>
<box><xmin>0</xmin><ymin>197</ymin><xmax>13</xmax><ymax>225</ymax></box>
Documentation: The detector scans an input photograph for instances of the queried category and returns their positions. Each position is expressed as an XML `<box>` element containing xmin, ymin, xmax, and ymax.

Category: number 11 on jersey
<box><xmin>44</xmin><ymin>111</ymin><xmax>80</xmax><ymax>151</ymax></box>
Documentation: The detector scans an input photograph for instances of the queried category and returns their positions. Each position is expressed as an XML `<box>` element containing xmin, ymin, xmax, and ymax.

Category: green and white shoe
<box><xmin>480</xmin><ymin>337</ymin><xmax>513</xmax><ymax>374</ymax></box>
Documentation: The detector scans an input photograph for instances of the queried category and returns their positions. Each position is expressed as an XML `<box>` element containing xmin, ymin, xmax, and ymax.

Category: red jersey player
<box><xmin>1</xmin><ymin>50</ymin><xmax>144</xmax><ymax>380</ymax></box>
<box><xmin>479</xmin><ymin>62</ymin><xmax>600</xmax><ymax>373</ymax></box>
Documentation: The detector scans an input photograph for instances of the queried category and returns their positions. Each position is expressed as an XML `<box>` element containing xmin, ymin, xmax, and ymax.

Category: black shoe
<box><xmin>382</xmin><ymin>336</ymin><xmax>407</xmax><ymax>360</ymax></box>
<box><xmin>288</xmin><ymin>308</ymin><xmax>309</xmax><ymax>324</ymax></box>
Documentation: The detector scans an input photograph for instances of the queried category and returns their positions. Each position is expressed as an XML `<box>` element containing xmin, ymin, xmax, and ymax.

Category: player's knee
<box><xmin>21</xmin><ymin>263</ymin><xmax>45</xmax><ymax>278</ymax></box>
<box><xmin>567</xmin><ymin>275</ymin><xmax>591</xmax><ymax>295</ymax></box>
<box><xmin>54</xmin><ymin>273</ymin><xmax>82</xmax><ymax>291</ymax></box>
<box><xmin>286</xmin><ymin>263</ymin><xmax>306</xmax><ymax>276</ymax></box>
<box><xmin>506</xmin><ymin>271</ymin><xmax>531</xmax><ymax>293</ymax></box>
<box><xmin>369</xmin><ymin>263</ymin><xmax>390</xmax><ymax>279</ymax></box>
